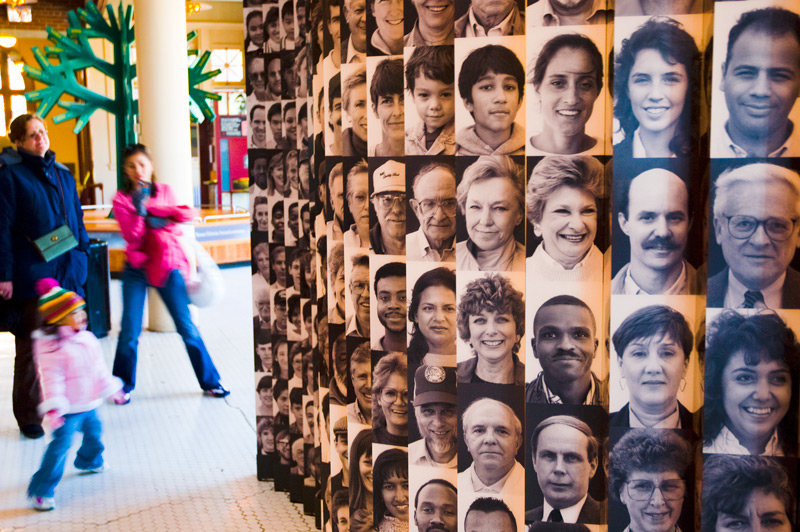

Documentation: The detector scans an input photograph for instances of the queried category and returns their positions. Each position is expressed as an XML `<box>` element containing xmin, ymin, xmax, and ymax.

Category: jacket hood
<box><xmin>456</xmin><ymin>123</ymin><xmax>525</xmax><ymax>156</ymax></box>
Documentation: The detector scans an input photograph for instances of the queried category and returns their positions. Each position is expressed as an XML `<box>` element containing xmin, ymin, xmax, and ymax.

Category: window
<box><xmin>0</xmin><ymin>51</ymin><xmax>34</xmax><ymax>136</ymax></box>
<box><xmin>210</xmin><ymin>48</ymin><xmax>243</xmax><ymax>83</ymax></box>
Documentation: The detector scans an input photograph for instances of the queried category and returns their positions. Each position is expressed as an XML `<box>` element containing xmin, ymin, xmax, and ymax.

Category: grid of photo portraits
<box><xmin>246</xmin><ymin>0</ymin><xmax>800</xmax><ymax>530</ymax></box>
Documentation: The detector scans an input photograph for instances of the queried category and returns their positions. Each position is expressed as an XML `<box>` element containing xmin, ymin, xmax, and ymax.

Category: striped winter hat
<box><xmin>35</xmin><ymin>278</ymin><xmax>85</xmax><ymax>325</ymax></box>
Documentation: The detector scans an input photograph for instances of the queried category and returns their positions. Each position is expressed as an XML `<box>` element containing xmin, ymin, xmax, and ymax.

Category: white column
<box><xmin>133</xmin><ymin>0</ymin><xmax>192</xmax><ymax>331</ymax></box>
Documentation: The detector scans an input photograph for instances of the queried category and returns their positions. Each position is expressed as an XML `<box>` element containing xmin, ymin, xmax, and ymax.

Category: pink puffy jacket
<box><xmin>33</xmin><ymin>327</ymin><xmax>123</xmax><ymax>416</ymax></box>
<box><xmin>112</xmin><ymin>183</ymin><xmax>193</xmax><ymax>287</ymax></box>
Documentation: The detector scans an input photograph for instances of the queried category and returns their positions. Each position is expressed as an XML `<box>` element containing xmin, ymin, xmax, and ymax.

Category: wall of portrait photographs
<box><xmin>245</xmin><ymin>0</ymin><xmax>800</xmax><ymax>530</ymax></box>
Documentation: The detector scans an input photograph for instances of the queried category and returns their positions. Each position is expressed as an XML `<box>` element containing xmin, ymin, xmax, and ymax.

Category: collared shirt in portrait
<box><xmin>526</xmin><ymin>243</ymin><xmax>603</xmax><ymax>283</ymax></box>
<box><xmin>459</xmin><ymin>460</ymin><xmax>525</xmax><ymax>498</ymax></box>
<box><xmin>724</xmin><ymin>269</ymin><xmax>783</xmax><ymax>310</ymax></box>
<box><xmin>542</xmin><ymin>495</ymin><xmax>588</xmax><ymax>525</ymax></box>
<box><xmin>703</xmin><ymin>425</ymin><xmax>783</xmax><ymax>456</ymax></box>
<box><xmin>711</xmin><ymin>120</ymin><xmax>795</xmax><ymax>158</ymax></box>
<box><xmin>345</xmin><ymin>35</ymin><xmax>366</xmax><ymax>63</ymax></box>
<box><xmin>632</xmin><ymin>128</ymin><xmax>677</xmax><ymax>158</ymax></box>
<box><xmin>344</xmin><ymin>224</ymin><xmax>369</xmax><ymax>251</ymax></box>
<box><xmin>404</xmin><ymin>20</ymin><xmax>455</xmax><ymax>46</ymax></box>
<box><xmin>409</xmin><ymin>438</ymin><xmax>458</xmax><ymax>468</ymax></box>
<box><xmin>629</xmin><ymin>404</ymin><xmax>681</xmax><ymax>429</ymax></box>
<box><xmin>612</xmin><ymin>260</ymin><xmax>692</xmax><ymax>296</ymax></box>
<box><xmin>347</xmin><ymin>400</ymin><xmax>370</xmax><ymax>425</ymax></box>
<box><xmin>455</xmin><ymin>3</ymin><xmax>523</xmax><ymax>37</ymax></box>
<box><xmin>526</xmin><ymin>371</ymin><xmax>607</xmax><ymax>406</ymax></box>
<box><xmin>459</xmin><ymin>461</ymin><xmax>525</xmax><ymax>532</ymax></box>
<box><xmin>406</xmin><ymin>229</ymin><xmax>456</xmax><ymax>262</ymax></box>
<box><xmin>526</xmin><ymin>0</ymin><xmax>610</xmax><ymax>26</ymax></box>
<box><xmin>346</xmin><ymin>313</ymin><xmax>368</xmax><ymax>337</ymax></box>
<box><xmin>370</xmin><ymin>31</ymin><xmax>395</xmax><ymax>55</ymax></box>
<box><xmin>456</xmin><ymin>238</ymin><xmax>526</xmax><ymax>272</ymax></box>
<box><xmin>406</xmin><ymin>120</ymin><xmax>456</xmax><ymax>156</ymax></box>
<box><xmin>542</xmin><ymin>372</ymin><xmax>594</xmax><ymax>405</ymax></box>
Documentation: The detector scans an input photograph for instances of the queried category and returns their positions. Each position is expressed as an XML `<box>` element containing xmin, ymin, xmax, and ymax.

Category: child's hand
<box><xmin>44</xmin><ymin>411</ymin><xmax>64</xmax><ymax>431</ymax></box>
<box><xmin>110</xmin><ymin>390</ymin><xmax>128</xmax><ymax>404</ymax></box>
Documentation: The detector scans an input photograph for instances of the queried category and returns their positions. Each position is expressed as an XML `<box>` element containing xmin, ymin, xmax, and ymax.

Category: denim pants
<box><xmin>28</xmin><ymin>410</ymin><xmax>104</xmax><ymax>498</ymax></box>
<box><xmin>113</xmin><ymin>266</ymin><xmax>222</xmax><ymax>393</ymax></box>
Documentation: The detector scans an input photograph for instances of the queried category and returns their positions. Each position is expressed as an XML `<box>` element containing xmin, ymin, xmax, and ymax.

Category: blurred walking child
<box><xmin>27</xmin><ymin>278</ymin><xmax>125</xmax><ymax>511</ymax></box>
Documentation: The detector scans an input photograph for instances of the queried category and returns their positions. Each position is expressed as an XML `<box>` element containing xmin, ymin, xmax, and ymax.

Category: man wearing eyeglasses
<box><xmin>346</xmin><ymin>253</ymin><xmax>370</xmax><ymax>338</ymax></box>
<box><xmin>527</xmin><ymin>415</ymin><xmax>602</xmax><ymax>526</ymax></box>
<box><xmin>347</xmin><ymin>341</ymin><xmax>371</xmax><ymax>424</ymax></box>
<box><xmin>0</xmin><ymin>114</ymin><xmax>89</xmax><ymax>439</ymax></box>
<box><xmin>709</xmin><ymin>162</ymin><xmax>800</xmax><ymax>308</ymax></box>
<box><xmin>612</xmin><ymin>167</ymin><xmax>698</xmax><ymax>295</ymax></box>
<box><xmin>369</xmin><ymin>159</ymin><xmax>406</xmax><ymax>256</ymax></box>
<box><xmin>245</xmin><ymin>53</ymin><xmax>267</xmax><ymax>107</ymax></box>
<box><xmin>407</xmin><ymin>162</ymin><xmax>457</xmax><ymax>262</ymax></box>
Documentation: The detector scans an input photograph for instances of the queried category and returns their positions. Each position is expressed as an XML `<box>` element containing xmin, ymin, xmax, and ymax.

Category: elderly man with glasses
<box><xmin>709</xmin><ymin>163</ymin><xmax>800</xmax><ymax>308</ymax></box>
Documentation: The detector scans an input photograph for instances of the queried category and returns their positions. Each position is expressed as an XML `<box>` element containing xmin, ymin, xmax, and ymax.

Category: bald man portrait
<box><xmin>613</xmin><ymin>166</ymin><xmax>699</xmax><ymax>295</ymax></box>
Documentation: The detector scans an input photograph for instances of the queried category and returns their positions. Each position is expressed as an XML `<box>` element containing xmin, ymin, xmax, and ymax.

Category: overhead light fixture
<box><xmin>1</xmin><ymin>1</ymin><xmax>28</xmax><ymax>7</ymax></box>
<box><xmin>0</xmin><ymin>35</ymin><xmax>16</xmax><ymax>47</ymax></box>
<box><xmin>186</xmin><ymin>2</ymin><xmax>201</xmax><ymax>14</ymax></box>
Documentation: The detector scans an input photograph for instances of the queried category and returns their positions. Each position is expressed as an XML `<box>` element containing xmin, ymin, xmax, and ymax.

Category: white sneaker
<box><xmin>79</xmin><ymin>463</ymin><xmax>108</xmax><ymax>474</ymax></box>
<box><xmin>29</xmin><ymin>495</ymin><xmax>55</xmax><ymax>511</ymax></box>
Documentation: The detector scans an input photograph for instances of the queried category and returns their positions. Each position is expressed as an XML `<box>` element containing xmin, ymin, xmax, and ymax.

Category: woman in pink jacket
<box><xmin>111</xmin><ymin>144</ymin><xmax>228</xmax><ymax>403</ymax></box>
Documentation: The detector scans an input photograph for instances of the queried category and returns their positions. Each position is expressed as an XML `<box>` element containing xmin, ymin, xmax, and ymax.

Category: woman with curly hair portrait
<box><xmin>703</xmin><ymin>311</ymin><xmax>799</xmax><ymax>456</ymax></box>
<box><xmin>456</xmin><ymin>273</ymin><xmax>525</xmax><ymax>385</ymax></box>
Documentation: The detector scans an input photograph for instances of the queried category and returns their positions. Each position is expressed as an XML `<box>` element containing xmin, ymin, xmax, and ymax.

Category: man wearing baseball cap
<box><xmin>369</xmin><ymin>159</ymin><xmax>406</xmax><ymax>255</ymax></box>
<box><xmin>409</xmin><ymin>365</ymin><xmax>458</xmax><ymax>468</ymax></box>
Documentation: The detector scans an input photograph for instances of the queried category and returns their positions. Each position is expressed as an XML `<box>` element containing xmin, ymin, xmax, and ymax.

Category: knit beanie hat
<box><xmin>35</xmin><ymin>278</ymin><xmax>85</xmax><ymax>325</ymax></box>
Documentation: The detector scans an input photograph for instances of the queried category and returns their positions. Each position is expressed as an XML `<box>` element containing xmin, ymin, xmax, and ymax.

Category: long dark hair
<box><xmin>704</xmin><ymin>311</ymin><xmax>800</xmax><ymax>455</ymax></box>
<box><xmin>614</xmin><ymin>17</ymin><xmax>700</xmax><ymax>157</ymax></box>
<box><xmin>373</xmin><ymin>449</ymin><xmax>408</xmax><ymax>526</ymax></box>
<box><xmin>349</xmin><ymin>429</ymin><xmax>374</xmax><ymax>512</ymax></box>
<box><xmin>120</xmin><ymin>143</ymin><xmax>158</xmax><ymax>197</ymax></box>
<box><xmin>407</xmin><ymin>267</ymin><xmax>456</xmax><ymax>366</ymax></box>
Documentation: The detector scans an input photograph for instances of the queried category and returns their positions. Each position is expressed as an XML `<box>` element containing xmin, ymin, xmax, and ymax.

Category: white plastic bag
<box><xmin>186</xmin><ymin>241</ymin><xmax>225</xmax><ymax>307</ymax></box>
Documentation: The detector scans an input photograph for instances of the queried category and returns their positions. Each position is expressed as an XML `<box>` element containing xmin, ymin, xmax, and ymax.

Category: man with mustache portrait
<box><xmin>526</xmin><ymin>295</ymin><xmax>607</xmax><ymax>406</ymax></box>
<box><xmin>410</xmin><ymin>365</ymin><xmax>458</xmax><ymax>468</ymax></box>
<box><xmin>612</xmin><ymin>167</ymin><xmax>698</xmax><ymax>295</ymax></box>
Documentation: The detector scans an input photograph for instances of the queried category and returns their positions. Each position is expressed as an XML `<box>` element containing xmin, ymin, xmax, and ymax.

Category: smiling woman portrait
<box><xmin>528</xmin><ymin>33</ymin><xmax>604</xmax><ymax>156</ymax></box>
<box><xmin>609</xmin><ymin>429</ymin><xmax>692</xmax><ymax>532</ymax></box>
<box><xmin>456</xmin><ymin>156</ymin><xmax>526</xmax><ymax>272</ymax></box>
<box><xmin>372</xmin><ymin>352</ymin><xmax>409</xmax><ymax>446</ymax></box>
<box><xmin>456</xmin><ymin>273</ymin><xmax>525</xmax><ymax>385</ymax></box>
<box><xmin>614</xmin><ymin>16</ymin><xmax>699</xmax><ymax>158</ymax></box>
<box><xmin>703</xmin><ymin>311</ymin><xmax>799</xmax><ymax>456</ymax></box>
<box><xmin>526</xmin><ymin>155</ymin><xmax>604</xmax><ymax>282</ymax></box>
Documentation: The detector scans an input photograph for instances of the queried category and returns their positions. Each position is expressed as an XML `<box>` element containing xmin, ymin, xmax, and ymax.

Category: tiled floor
<box><xmin>0</xmin><ymin>266</ymin><xmax>316</xmax><ymax>531</ymax></box>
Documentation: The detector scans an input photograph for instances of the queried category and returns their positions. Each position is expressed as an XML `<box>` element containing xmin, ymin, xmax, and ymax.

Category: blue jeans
<box><xmin>113</xmin><ymin>266</ymin><xmax>222</xmax><ymax>393</ymax></box>
<box><xmin>28</xmin><ymin>410</ymin><xmax>104</xmax><ymax>498</ymax></box>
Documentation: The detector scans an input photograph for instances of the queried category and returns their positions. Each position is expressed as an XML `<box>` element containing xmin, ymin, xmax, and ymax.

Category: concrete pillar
<box><xmin>133</xmin><ymin>0</ymin><xmax>192</xmax><ymax>331</ymax></box>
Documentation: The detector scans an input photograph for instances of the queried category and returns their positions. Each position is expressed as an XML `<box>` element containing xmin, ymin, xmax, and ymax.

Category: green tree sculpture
<box><xmin>23</xmin><ymin>1</ymin><xmax>220</xmax><ymax>187</ymax></box>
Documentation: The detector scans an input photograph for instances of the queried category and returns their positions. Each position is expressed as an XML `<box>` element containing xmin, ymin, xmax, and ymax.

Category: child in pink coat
<box><xmin>27</xmin><ymin>278</ymin><xmax>125</xmax><ymax>511</ymax></box>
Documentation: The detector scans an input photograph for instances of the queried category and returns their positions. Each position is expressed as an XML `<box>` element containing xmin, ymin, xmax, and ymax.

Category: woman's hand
<box><xmin>0</xmin><ymin>281</ymin><xmax>12</xmax><ymax>300</ymax></box>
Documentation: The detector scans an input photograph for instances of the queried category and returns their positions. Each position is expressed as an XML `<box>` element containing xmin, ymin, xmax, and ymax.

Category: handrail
<box><xmin>203</xmin><ymin>213</ymin><xmax>251</xmax><ymax>223</ymax></box>
<box><xmin>81</xmin><ymin>204</ymin><xmax>113</xmax><ymax>211</ymax></box>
